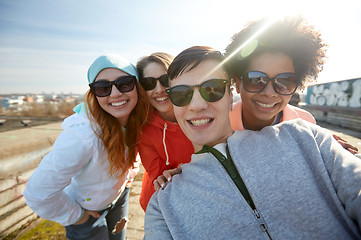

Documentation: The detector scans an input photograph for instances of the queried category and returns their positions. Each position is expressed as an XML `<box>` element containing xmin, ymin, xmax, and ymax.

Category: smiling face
<box><xmin>143</xmin><ymin>62</ymin><xmax>174</xmax><ymax>121</ymax></box>
<box><xmin>95</xmin><ymin>68</ymin><xmax>138</xmax><ymax>126</ymax></box>
<box><xmin>236</xmin><ymin>52</ymin><xmax>294</xmax><ymax>130</ymax></box>
<box><xmin>171</xmin><ymin>59</ymin><xmax>233</xmax><ymax>152</ymax></box>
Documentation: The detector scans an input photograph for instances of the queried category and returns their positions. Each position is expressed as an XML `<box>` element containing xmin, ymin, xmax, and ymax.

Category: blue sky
<box><xmin>1</xmin><ymin>0</ymin><xmax>361</xmax><ymax>94</ymax></box>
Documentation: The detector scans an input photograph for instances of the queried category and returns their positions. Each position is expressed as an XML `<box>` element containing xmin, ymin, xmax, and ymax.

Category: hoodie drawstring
<box><xmin>163</xmin><ymin>122</ymin><xmax>169</xmax><ymax>165</ymax></box>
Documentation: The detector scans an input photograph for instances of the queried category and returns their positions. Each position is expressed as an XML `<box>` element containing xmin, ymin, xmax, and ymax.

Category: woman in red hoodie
<box><xmin>136</xmin><ymin>52</ymin><xmax>194</xmax><ymax>211</ymax></box>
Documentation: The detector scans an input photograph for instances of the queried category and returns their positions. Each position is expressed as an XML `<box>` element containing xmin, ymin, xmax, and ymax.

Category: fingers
<box><xmin>347</xmin><ymin>148</ymin><xmax>358</xmax><ymax>155</ymax></box>
<box><xmin>163</xmin><ymin>170</ymin><xmax>173</xmax><ymax>182</ymax></box>
<box><xmin>163</xmin><ymin>166</ymin><xmax>183</xmax><ymax>183</ymax></box>
<box><xmin>153</xmin><ymin>165</ymin><xmax>187</xmax><ymax>191</ymax></box>
<box><xmin>88</xmin><ymin>210</ymin><xmax>100</xmax><ymax>218</ymax></box>
<box><xmin>153</xmin><ymin>174</ymin><xmax>169</xmax><ymax>191</ymax></box>
<box><xmin>75</xmin><ymin>210</ymin><xmax>93</xmax><ymax>225</ymax></box>
<box><xmin>332</xmin><ymin>134</ymin><xmax>344</xmax><ymax>141</ymax></box>
<box><xmin>337</xmin><ymin>139</ymin><xmax>359</xmax><ymax>154</ymax></box>
<box><xmin>153</xmin><ymin>179</ymin><xmax>162</xmax><ymax>191</ymax></box>
<box><xmin>158</xmin><ymin>175</ymin><xmax>168</xmax><ymax>189</ymax></box>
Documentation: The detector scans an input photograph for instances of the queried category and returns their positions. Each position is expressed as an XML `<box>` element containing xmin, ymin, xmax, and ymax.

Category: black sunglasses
<box><xmin>241</xmin><ymin>71</ymin><xmax>298</xmax><ymax>95</ymax></box>
<box><xmin>166</xmin><ymin>79</ymin><xmax>230</xmax><ymax>107</ymax></box>
<box><xmin>89</xmin><ymin>75</ymin><xmax>136</xmax><ymax>97</ymax></box>
<box><xmin>140</xmin><ymin>74</ymin><xmax>169</xmax><ymax>91</ymax></box>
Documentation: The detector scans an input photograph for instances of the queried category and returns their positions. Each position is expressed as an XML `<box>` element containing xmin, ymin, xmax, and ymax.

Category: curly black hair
<box><xmin>224</xmin><ymin>16</ymin><xmax>327</xmax><ymax>90</ymax></box>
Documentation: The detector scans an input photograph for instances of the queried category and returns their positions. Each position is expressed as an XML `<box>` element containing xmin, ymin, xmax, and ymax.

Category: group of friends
<box><xmin>23</xmin><ymin>16</ymin><xmax>361</xmax><ymax>240</ymax></box>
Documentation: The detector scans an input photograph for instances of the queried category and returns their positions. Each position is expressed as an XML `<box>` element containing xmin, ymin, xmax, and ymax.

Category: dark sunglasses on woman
<box><xmin>241</xmin><ymin>71</ymin><xmax>298</xmax><ymax>95</ymax></box>
<box><xmin>140</xmin><ymin>74</ymin><xmax>169</xmax><ymax>91</ymax></box>
<box><xmin>89</xmin><ymin>75</ymin><xmax>136</xmax><ymax>97</ymax></box>
<box><xmin>166</xmin><ymin>79</ymin><xmax>230</xmax><ymax>107</ymax></box>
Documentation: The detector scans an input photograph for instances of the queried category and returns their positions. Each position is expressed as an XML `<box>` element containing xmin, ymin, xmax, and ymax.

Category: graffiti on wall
<box><xmin>305</xmin><ymin>78</ymin><xmax>361</xmax><ymax>108</ymax></box>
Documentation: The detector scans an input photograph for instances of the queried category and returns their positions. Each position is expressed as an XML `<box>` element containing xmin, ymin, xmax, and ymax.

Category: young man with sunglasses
<box><xmin>136</xmin><ymin>53</ymin><xmax>194</xmax><ymax>211</ymax></box>
<box><xmin>143</xmin><ymin>46</ymin><xmax>361</xmax><ymax>239</ymax></box>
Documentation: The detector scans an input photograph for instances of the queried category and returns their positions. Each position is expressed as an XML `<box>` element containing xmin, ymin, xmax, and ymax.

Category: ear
<box><xmin>235</xmin><ymin>77</ymin><xmax>241</xmax><ymax>94</ymax></box>
<box><xmin>229</xmin><ymin>87</ymin><xmax>233</xmax><ymax>111</ymax></box>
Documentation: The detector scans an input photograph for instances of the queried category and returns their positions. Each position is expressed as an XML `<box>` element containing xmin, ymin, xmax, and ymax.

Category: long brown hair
<box><xmin>85</xmin><ymin>81</ymin><xmax>151</xmax><ymax>176</ymax></box>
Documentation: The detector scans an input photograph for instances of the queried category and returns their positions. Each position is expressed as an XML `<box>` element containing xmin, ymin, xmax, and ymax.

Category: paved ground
<box><xmin>126</xmin><ymin>166</ymin><xmax>146</xmax><ymax>240</ymax></box>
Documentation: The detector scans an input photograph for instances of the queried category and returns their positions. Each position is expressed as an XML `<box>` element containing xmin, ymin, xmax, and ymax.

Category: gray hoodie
<box><xmin>144</xmin><ymin>119</ymin><xmax>361</xmax><ymax>240</ymax></box>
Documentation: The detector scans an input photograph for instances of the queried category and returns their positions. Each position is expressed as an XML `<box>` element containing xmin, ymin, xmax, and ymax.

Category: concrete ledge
<box><xmin>0</xmin><ymin>204</ymin><xmax>34</xmax><ymax>235</ymax></box>
<box><xmin>0</xmin><ymin>182</ymin><xmax>26</xmax><ymax>207</ymax></box>
<box><xmin>0</xmin><ymin>196</ymin><xmax>26</xmax><ymax>216</ymax></box>
<box><xmin>0</xmin><ymin>123</ymin><xmax>62</xmax><ymax>238</ymax></box>
<box><xmin>300</xmin><ymin>105</ymin><xmax>361</xmax><ymax>132</ymax></box>
<box><xmin>0</xmin><ymin>211</ymin><xmax>38</xmax><ymax>238</ymax></box>
<box><xmin>0</xmin><ymin>122</ymin><xmax>62</xmax><ymax>160</ymax></box>
<box><xmin>0</xmin><ymin>149</ymin><xmax>50</xmax><ymax>179</ymax></box>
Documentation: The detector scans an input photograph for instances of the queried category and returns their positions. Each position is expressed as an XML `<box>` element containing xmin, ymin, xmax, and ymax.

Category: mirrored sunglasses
<box><xmin>241</xmin><ymin>71</ymin><xmax>298</xmax><ymax>95</ymax></box>
<box><xmin>166</xmin><ymin>79</ymin><xmax>230</xmax><ymax>107</ymax></box>
<box><xmin>89</xmin><ymin>75</ymin><xmax>136</xmax><ymax>97</ymax></box>
<box><xmin>140</xmin><ymin>74</ymin><xmax>169</xmax><ymax>91</ymax></box>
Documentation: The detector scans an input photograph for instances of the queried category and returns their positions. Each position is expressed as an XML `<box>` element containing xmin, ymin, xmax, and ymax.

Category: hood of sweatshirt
<box><xmin>61</xmin><ymin>111</ymin><xmax>91</xmax><ymax>130</ymax></box>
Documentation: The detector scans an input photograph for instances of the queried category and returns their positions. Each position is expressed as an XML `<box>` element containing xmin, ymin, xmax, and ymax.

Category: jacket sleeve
<box><xmin>144</xmin><ymin>193</ymin><xmax>173</xmax><ymax>239</ymax></box>
<box><xmin>23</xmin><ymin>129</ymin><xmax>93</xmax><ymax>226</ymax></box>
<box><xmin>314</xmin><ymin>126</ymin><xmax>361</xmax><ymax>230</ymax></box>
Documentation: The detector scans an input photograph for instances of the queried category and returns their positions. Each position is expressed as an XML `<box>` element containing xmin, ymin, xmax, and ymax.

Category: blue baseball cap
<box><xmin>87</xmin><ymin>54</ymin><xmax>139</xmax><ymax>84</ymax></box>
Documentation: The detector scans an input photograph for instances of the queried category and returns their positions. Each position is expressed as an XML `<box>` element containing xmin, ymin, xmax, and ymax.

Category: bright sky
<box><xmin>1</xmin><ymin>0</ymin><xmax>360</xmax><ymax>94</ymax></box>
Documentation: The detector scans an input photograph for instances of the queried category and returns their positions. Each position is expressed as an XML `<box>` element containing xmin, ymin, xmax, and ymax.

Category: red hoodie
<box><xmin>137</xmin><ymin>110</ymin><xmax>194</xmax><ymax>211</ymax></box>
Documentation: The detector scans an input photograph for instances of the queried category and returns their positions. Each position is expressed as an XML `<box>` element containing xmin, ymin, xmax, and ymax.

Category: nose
<box><xmin>110</xmin><ymin>84</ymin><xmax>123</xmax><ymax>97</ymax></box>
<box><xmin>188</xmin><ymin>88</ymin><xmax>208</xmax><ymax>112</ymax></box>
<box><xmin>154</xmin><ymin>80</ymin><xmax>165</xmax><ymax>94</ymax></box>
<box><xmin>260</xmin><ymin>80</ymin><xmax>277</xmax><ymax>97</ymax></box>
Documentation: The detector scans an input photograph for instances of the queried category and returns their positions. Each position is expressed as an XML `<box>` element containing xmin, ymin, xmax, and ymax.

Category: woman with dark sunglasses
<box><xmin>135</xmin><ymin>52</ymin><xmax>194</xmax><ymax>211</ymax></box>
<box><xmin>226</xmin><ymin>16</ymin><xmax>358</xmax><ymax>153</ymax></box>
<box><xmin>23</xmin><ymin>54</ymin><xmax>151</xmax><ymax>240</ymax></box>
<box><xmin>144</xmin><ymin>45</ymin><xmax>361</xmax><ymax>240</ymax></box>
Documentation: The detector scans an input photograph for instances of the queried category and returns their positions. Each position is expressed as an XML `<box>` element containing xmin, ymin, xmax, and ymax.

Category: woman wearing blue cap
<box><xmin>23</xmin><ymin>54</ymin><xmax>151</xmax><ymax>240</ymax></box>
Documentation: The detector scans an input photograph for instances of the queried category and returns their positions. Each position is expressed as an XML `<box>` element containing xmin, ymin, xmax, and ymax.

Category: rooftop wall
<box><xmin>305</xmin><ymin>78</ymin><xmax>361</xmax><ymax>108</ymax></box>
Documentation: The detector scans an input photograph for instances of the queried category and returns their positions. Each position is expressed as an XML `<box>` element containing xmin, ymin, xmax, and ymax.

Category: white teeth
<box><xmin>190</xmin><ymin>119</ymin><xmax>211</xmax><ymax>126</ymax></box>
<box><xmin>111</xmin><ymin>100</ymin><xmax>127</xmax><ymax>106</ymax></box>
<box><xmin>256</xmin><ymin>102</ymin><xmax>276</xmax><ymax>108</ymax></box>
<box><xmin>156</xmin><ymin>97</ymin><xmax>168</xmax><ymax>102</ymax></box>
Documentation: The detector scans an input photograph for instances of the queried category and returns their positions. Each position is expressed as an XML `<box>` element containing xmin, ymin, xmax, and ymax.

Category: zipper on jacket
<box><xmin>197</xmin><ymin>145</ymin><xmax>273</xmax><ymax>240</ymax></box>
<box><xmin>253</xmin><ymin>209</ymin><xmax>273</xmax><ymax>240</ymax></box>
